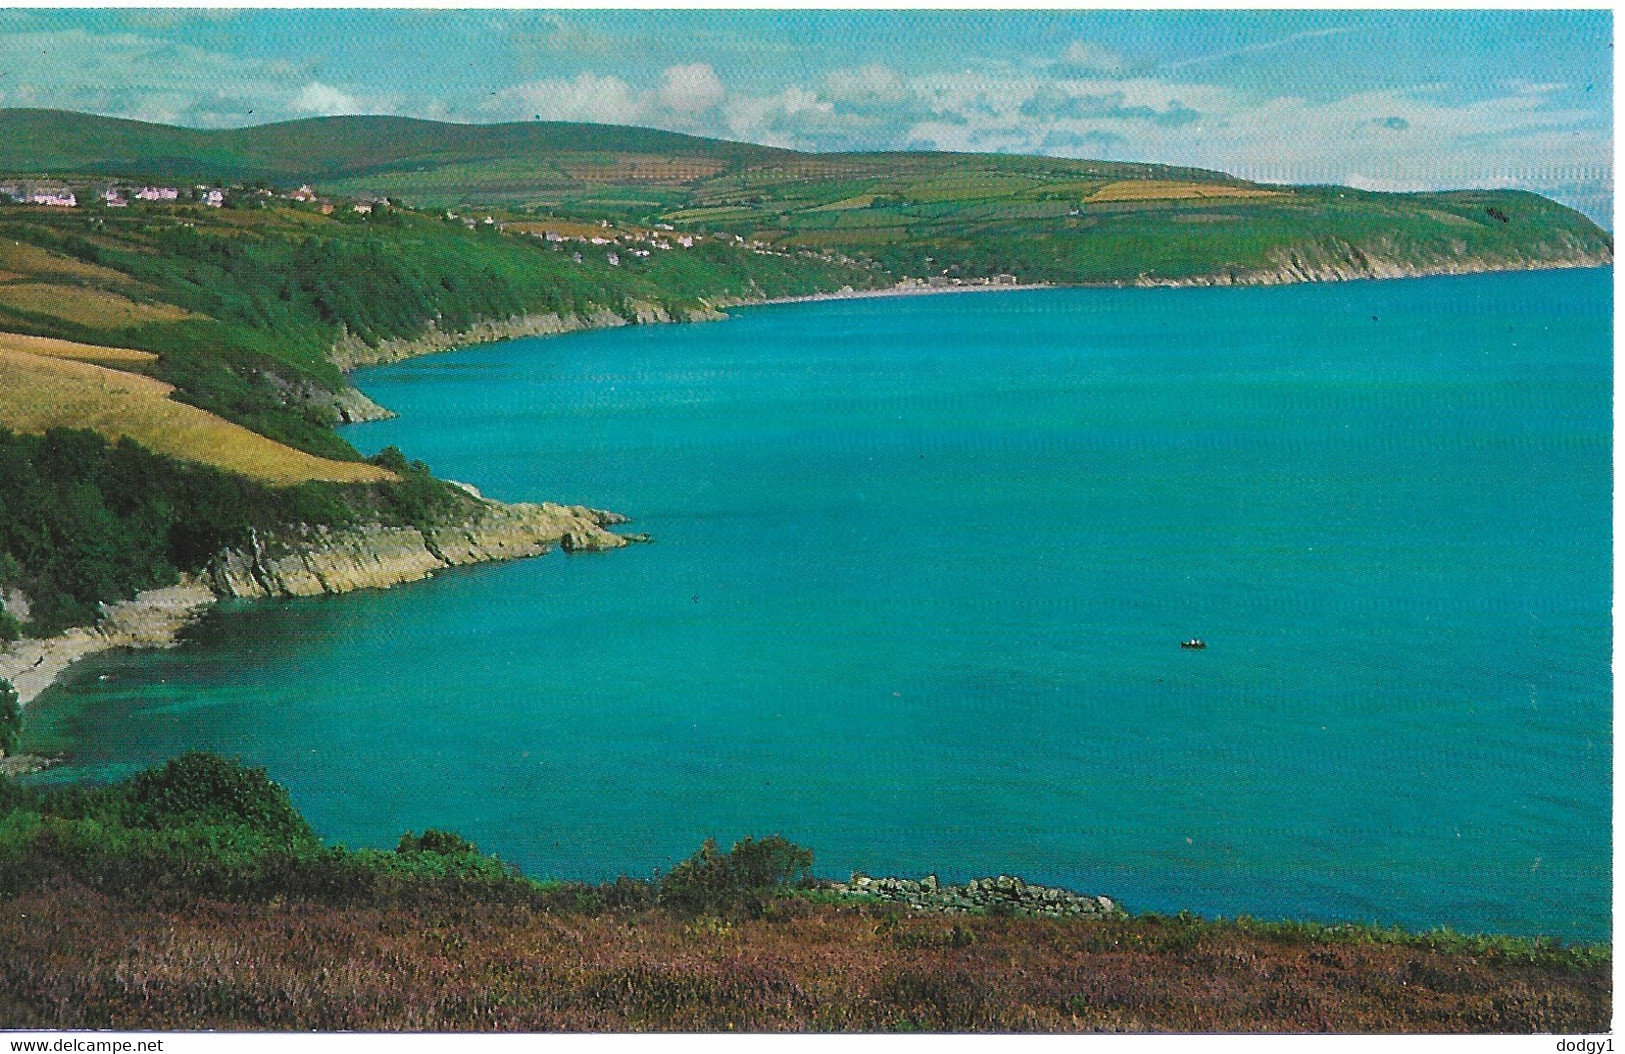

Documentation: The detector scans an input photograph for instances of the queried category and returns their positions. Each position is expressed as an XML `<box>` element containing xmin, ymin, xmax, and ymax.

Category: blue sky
<box><xmin>0</xmin><ymin>9</ymin><xmax>1611</xmax><ymax>221</ymax></box>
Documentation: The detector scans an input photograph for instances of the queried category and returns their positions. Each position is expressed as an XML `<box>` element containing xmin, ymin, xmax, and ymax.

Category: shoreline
<box><xmin>335</xmin><ymin>252</ymin><xmax>1612</xmax><ymax>377</ymax></box>
<box><xmin>0</xmin><ymin>499</ymin><xmax>634</xmax><ymax>726</ymax></box>
<box><xmin>733</xmin><ymin>281</ymin><xmax>1047</xmax><ymax>310</ymax></box>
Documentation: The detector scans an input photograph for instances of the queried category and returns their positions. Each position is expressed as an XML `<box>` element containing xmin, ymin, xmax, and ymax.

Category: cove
<box><xmin>26</xmin><ymin>269</ymin><xmax>1612</xmax><ymax>939</ymax></box>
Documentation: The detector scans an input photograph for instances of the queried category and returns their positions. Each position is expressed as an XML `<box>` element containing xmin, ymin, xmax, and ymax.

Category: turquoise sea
<box><xmin>27</xmin><ymin>268</ymin><xmax>1612</xmax><ymax>939</ymax></box>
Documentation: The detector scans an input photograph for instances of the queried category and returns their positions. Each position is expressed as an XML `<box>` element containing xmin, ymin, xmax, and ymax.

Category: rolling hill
<box><xmin>1</xmin><ymin>109</ymin><xmax>1609</xmax><ymax>290</ymax></box>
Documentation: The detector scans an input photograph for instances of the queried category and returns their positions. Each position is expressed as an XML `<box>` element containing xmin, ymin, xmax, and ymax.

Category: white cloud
<box><xmin>293</xmin><ymin>82</ymin><xmax>362</xmax><ymax>116</ymax></box>
<box><xmin>823</xmin><ymin>64</ymin><xmax>908</xmax><ymax>105</ymax></box>
<box><xmin>1060</xmin><ymin>41</ymin><xmax>1124</xmax><ymax>75</ymax></box>
<box><xmin>488</xmin><ymin>72</ymin><xmax>641</xmax><ymax>125</ymax></box>
<box><xmin>658</xmin><ymin>63</ymin><xmax>724</xmax><ymax>115</ymax></box>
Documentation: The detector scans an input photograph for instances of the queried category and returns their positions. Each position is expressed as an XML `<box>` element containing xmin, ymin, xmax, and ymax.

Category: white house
<box><xmin>27</xmin><ymin>184</ymin><xmax>77</xmax><ymax>207</ymax></box>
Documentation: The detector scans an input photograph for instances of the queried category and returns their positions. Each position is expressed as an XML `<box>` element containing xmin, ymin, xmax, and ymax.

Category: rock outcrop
<box><xmin>330</xmin><ymin>300</ymin><xmax>741</xmax><ymax>371</ymax></box>
<box><xmin>0</xmin><ymin>579</ymin><xmax>216</xmax><ymax>706</ymax></box>
<box><xmin>0</xmin><ymin>499</ymin><xmax>637</xmax><ymax>710</ymax></box>
<box><xmin>329</xmin><ymin>386</ymin><xmax>396</xmax><ymax>424</ymax></box>
<box><xmin>835</xmin><ymin>872</ymin><xmax>1122</xmax><ymax>920</ymax></box>
<box><xmin>332</xmin><ymin>310</ymin><xmax>634</xmax><ymax>370</ymax></box>
<box><xmin>207</xmin><ymin>500</ymin><xmax>629</xmax><ymax>599</ymax></box>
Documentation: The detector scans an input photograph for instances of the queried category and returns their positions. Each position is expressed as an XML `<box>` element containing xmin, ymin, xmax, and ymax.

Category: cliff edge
<box><xmin>0</xmin><ymin>498</ymin><xmax>636</xmax><ymax>709</ymax></box>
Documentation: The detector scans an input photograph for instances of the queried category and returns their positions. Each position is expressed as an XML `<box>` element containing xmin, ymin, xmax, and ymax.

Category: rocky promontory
<box><xmin>0</xmin><ymin>497</ymin><xmax>637</xmax><ymax>709</ymax></box>
<box><xmin>330</xmin><ymin>300</ymin><xmax>724</xmax><ymax>371</ymax></box>
<box><xmin>207</xmin><ymin>500</ymin><xmax>629</xmax><ymax>599</ymax></box>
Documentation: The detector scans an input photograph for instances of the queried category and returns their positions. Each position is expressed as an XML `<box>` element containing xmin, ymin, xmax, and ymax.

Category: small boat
<box><xmin>1181</xmin><ymin>639</ymin><xmax>1206</xmax><ymax>650</ymax></box>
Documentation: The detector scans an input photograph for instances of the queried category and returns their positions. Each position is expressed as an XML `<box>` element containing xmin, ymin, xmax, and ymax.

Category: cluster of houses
<box><xmin>0</xmin><ymin>181</ymin><xmax>227</xmax><ymax>209</ymax></box>
<box><xmin>0</xmin><ymin>179</ymin><xmax>390</xmax><ymax>216</ymax></box>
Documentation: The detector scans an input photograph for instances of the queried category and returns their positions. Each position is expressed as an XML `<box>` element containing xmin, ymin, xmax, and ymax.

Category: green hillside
<box><xmin>0</xmin><ymin>109</ymin><xmax>789</xmax><ymax>185</ymax></box>
<box><xmin>1</xmin><ymin>109</ymin><xmax>1609</xmax><ymax>290</ymax></box>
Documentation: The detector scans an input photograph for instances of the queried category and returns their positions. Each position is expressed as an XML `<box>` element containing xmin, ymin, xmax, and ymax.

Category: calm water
<box><xmin>29</xmin><ymin>270</ymin><xmax>1612</xmax><ymax>938</ymax></box>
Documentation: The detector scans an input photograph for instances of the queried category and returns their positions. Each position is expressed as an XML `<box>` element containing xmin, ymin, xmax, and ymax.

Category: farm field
<box><xmin>0</xmin><ymin>347</ymin><xmax>394</xmax><ymax>486</ymax></box>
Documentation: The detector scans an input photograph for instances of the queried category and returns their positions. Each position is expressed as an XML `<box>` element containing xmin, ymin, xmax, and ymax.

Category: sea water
<box><xmin>27</xmin><ymin>269</ymin><xmax>1612</xmax><ymax>939</ymax></box>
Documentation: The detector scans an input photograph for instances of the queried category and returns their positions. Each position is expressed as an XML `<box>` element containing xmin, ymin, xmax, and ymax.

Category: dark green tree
<box><xmin>0</xmin><ymin>678</ymin><xmax>20</xmax><ymax>757</ymax></box>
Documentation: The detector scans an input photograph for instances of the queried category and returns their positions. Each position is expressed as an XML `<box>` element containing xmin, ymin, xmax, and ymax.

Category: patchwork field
<box><xmin>0</xmin><ymin>348</ymin><xmax>394</xmax><ymax>486</ymax></box>
<box><xmin>1086</xmin><ymin>179</ymin><xmax>1283</xmax><ymax>203</ymax></box>
<box><xmin>0</xmin><ymin>240</ymin><xmax>140</xmax><ymax>287</ymax></box>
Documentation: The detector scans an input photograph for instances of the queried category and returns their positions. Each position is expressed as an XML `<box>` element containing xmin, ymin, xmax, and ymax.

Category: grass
<box><xmin>0</xmin><ymin>283</ymin><xmax>200</xmax><ymax>328</ymax></box>
<box><xmin>0</xmin><ymin>349</ymin><xmax>395</xmax><ymax>486</ymax></box>
<box><xmin>0</xmin><ymin>330</ymin><xmax>157</xmax><ymax>366</ymax></box>
<box><xmin>0</xmin><ymin>239</ymin><xmax>139</xmax><ymax>287</ymax></box>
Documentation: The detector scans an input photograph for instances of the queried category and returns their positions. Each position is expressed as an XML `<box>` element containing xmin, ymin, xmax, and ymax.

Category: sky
<box><xmin>0</xmin><ymin>9</ymin><xmax>1611</xmax><ymax>223</ymax></box>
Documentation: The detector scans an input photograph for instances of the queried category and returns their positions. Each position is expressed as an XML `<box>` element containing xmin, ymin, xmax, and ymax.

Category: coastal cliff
<box><xmin>207</xmin><ymin>499</ymin><xmax>629</xmax><ymax>599</ymax></box>
<box><xmin>331</xmin><ymin>300</ymin><xmax>721</xmax><ymax>371</ymax></box>
<box><xmin>0</xmin><ymin>498</ymin><xmax>635</xmax><ymax>710</ymax></box>
<box><xmin>327</xmin><ymin>242</ymin><xmax>1612</xmax><ymax>371</ymax></box>
<box><xmin>1132</xmin><ymin>236</ymin><xmax>1612</xmax><ymax>287</ymax></box>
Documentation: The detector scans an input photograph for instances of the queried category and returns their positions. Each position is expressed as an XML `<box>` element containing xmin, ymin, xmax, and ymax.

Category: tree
<box><xmin>0</xmin><ymin>678</ymin><xmax>20</xmax><ymax>757</ymax></box>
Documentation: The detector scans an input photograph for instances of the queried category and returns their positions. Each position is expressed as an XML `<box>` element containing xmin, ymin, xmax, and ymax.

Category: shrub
<box><xmin>123</xmin><ymin>751</ymin><xmax>311</xmax><ymax>842</ymax></box>
<box><xmin>397</xmin><ymin>828</ymin><xmax>479</xmax><ymax>856</ymax></box>
<box><xmin>659</xmin><ymin>835</ymin><xmax>814</xmax><ymax>916</ymax></box>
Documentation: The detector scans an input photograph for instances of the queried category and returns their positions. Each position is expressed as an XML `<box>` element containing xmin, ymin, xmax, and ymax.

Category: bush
<box><xmin>659</xmin><ymin>835</ymin><xmax>814</xmax><ymax>916</ymax></box>
<box><xmin>123</xmin><ymin>751</ymin><xmax>311</xmax><ymax>841</ymax></box>
<box><xmin>397</xmin><ymin>828</ymin><xmax>479</xmax><ymax>856</ymax></box>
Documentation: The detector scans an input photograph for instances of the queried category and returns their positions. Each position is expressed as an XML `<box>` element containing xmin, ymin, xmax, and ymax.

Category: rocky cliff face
<box><xmin>207</xmin><ymin>500</ymin><xmax>630</xmax><ymax>599</ymax></box>
<box><xmin>0</xmin><ymin>499</ymin><xmax>637</xmax><ymax>713</ymax></box>
<box><xmin>332</xmin><ymin>310</ymin><xmax>632</xmax><ymax>370</ymax></box>
<box><xmin>331</xmin><ymin>301</ymin><xmax>734</xmax><ymax>370</ymax></box>
<box><xmin>1132</xmin><ymin>236</ymin><xmax>1613</xmax><ymax>288</ymax></box>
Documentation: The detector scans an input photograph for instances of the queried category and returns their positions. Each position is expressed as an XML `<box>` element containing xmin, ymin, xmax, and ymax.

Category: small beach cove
<box><xmin>22</xmin><ymin>268</ymin><xmax>1612</xmax><ymax>940</ymax></box>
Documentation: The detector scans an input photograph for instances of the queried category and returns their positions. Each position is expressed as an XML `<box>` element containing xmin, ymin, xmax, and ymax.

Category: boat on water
<box><xmin>1181</xmin><ymin>639</ymin><xmax>1206</xmax><ymax>650</ymax></box>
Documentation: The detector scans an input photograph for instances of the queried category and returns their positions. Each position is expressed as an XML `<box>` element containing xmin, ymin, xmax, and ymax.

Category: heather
<box><xmin>0</xmin><ymin>884</ymin><xmax>1608</xmax><ymax>1031</ymax></box>
<box><xmin>0</xmin><ymin>753</ymin><xmax>1608</xmax><ymax>1032</ymax></box>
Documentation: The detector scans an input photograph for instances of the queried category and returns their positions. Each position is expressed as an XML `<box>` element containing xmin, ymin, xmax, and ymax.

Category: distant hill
<box><xmin>0</xmin><ymin>108</ymin><xmax>1609</xmax><ymax>290</ymax></box>
<box><xmin>0</xmin><ymin>109</ymin><xmax>790</xmax><ymax>185</ymax></box>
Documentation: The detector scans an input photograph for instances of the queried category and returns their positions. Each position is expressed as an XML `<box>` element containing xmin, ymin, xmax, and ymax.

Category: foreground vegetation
<box><xmin>0</xmin><ymin>753</ymin><xmax>1608</xmax><ymax>1032</ymax></box>
<box><xmin>0</xmin><ymin>349</ymin><xmax>394</xmax><ymax>487</ymax></box>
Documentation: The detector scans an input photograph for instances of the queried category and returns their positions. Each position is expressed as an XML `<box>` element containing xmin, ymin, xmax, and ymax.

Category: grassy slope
<box><xmin>0</xmin><ymin>350</ymin><xmax>394</xmax><ymax>486</ymax></box>
<box><xmin>0</xmin><ymin>331</ymin><xmax>156</xmax><ymax>365</ymax></box>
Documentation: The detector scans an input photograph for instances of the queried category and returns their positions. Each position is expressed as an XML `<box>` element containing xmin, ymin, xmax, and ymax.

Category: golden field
<box><xmin>0</xmin><ymin>283</ymin><xmax>200</xmax><ymax>329</ymax></box>
<box><xmin>0</xmin><ymin>348</ymin><xmax>395</xmax><ymax>486</ymax></box>
<box><xmin>0</xmin><ymin>330</ymin><xmax>158</xmax><ymax>366</ymax></box>
<box><xmin>1087</xmin><ymin>180</ymin><xmax>1283</xmax><ymax>203</ymax></box>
